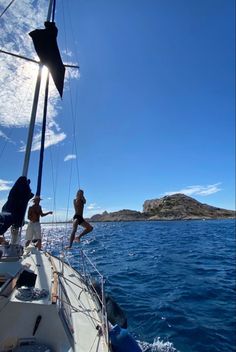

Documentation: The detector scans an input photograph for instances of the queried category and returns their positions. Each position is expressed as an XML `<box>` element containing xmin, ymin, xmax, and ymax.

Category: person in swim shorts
<box><xmin>67</xmin><ymin>190</ymin><xmax>93</xmax><ymax>248</ymax></box>
<box><xmin>25</xmin><ymin>196</ymin><xmax>53</xmax><ymax>250</ymax></box>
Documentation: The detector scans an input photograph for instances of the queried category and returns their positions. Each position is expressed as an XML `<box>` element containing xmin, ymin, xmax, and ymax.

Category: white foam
<box><xmin>138</xmin><ymin>337</ymin><xmax>179</xmax><ymax>352</ymax></box>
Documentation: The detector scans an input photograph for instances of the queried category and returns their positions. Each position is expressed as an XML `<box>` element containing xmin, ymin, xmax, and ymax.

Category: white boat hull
<box><xmin>0</xmin><ymin>245</ymin><xmax>110</xmax><ymax>352</ymax></box>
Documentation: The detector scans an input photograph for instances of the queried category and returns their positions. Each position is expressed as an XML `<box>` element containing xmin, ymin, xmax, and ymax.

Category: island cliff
<box><xmin>88</xmin><ymin>194</ymin><xmax>235</xmax><ymax>222</ymax></box>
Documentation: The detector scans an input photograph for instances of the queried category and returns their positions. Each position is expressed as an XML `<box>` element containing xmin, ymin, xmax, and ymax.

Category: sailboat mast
<box><xmin>22</xmin><ymin>66</ymin><xmax>42</xmax><ymax>177</ymax></box>
<box><xmin>22</xmin><ymin>0</ymin><xmax>55</xmax><ymax>178</ymax></box>
<box><xmin>36</xmin><ymin>72</ymin><xmax>49</xmax><ymax>196</ymax></box>
<box><xmin>47</xmin><ymin>0</ymin><xmax>56</xmax><ymax>22</ymax></box>
<box><xmin>35</xmin><ymin>0</ymin><xmax>56</xmax><ymax>196</ymax></box>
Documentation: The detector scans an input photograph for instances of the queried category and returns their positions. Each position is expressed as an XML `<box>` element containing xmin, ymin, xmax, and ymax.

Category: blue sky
<box><xmin>0</xmin><ymin>0</ymin><xmax>235</xmax><ymax>220</ymax></box>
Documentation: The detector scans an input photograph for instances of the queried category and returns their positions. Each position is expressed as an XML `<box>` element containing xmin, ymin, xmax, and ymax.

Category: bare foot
<box><xmin>65</xmin><ymin>246</ymin><xmax>72</xmax><ymax>250</ymax></box>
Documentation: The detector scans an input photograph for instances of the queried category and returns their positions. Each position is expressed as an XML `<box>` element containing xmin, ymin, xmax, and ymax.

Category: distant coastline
<box><xmin>87</xmin><ymin>194</ymin><xmax>236</xmax><ymax>222</ymax></box>
<box><xmin>41</xmin><ymin>193</ymin><xmax>236</xmax><ymax>224</ymax></box>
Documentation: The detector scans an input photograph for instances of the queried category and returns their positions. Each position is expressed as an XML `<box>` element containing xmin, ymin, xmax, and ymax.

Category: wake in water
<box><xmin>139</xmin><ymin>337</ymin><xmax>179</xmax><ymax>352</ymax></box>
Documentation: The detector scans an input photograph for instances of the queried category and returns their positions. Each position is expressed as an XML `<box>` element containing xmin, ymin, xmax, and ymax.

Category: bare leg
<box><xmin>25</xmin><ymin>240</ymin><xmax>31</xmax><ymax>247</ymax></box>
<box><xmin>75</xmin><ymin>221</ymin><xmax>93</xmax><ymax>242</ymax></box>
<box><xmin>11</xmin><ymin>226</ymin><xmax>19</xmax><ymax>245</ymax></box>
<box><xmin>36</xmin><ymin>239</ymin><xmax>42</xmax><ymax>250</ymax></box>
<box><xmin>67</xmin><ymin>219</ymin><xmax>79</xmax><ymax>248</ymax></box>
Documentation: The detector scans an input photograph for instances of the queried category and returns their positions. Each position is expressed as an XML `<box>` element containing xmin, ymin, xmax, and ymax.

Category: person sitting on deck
<box><xmin>25</xmin><ymin>196</ymin><xmax>53</xmax><ymax>250</ymax></box>
<box><xmin>66</xmin><ymin>190</ymin><xmax>93</xmax><ymax>249</ymax></box>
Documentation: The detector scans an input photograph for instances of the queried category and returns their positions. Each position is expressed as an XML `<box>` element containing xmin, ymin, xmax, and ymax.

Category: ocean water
<box><xmin>10</xmin><ymin>219</ymin><xmax>236</xmax><ymax>352</ymax></box>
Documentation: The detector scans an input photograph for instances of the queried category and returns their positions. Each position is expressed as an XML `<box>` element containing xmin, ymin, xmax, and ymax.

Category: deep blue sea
<box><xmin>10</xmin><ymin>219</ymin><xmax>236</xmax><ymax>352</ymax></box>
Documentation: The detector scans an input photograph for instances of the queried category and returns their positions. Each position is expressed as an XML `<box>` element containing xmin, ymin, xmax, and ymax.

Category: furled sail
<box><xmin>29</xmin><ymin>21</ymin><xmax>65</xmax><ymax>97</ymax></box>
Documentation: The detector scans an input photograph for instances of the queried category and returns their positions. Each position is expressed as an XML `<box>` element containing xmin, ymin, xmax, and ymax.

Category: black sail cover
<box><xmin>29</xmin><ymin>21</ymin><xmax>65</xmax><ymax>97</ymax></box>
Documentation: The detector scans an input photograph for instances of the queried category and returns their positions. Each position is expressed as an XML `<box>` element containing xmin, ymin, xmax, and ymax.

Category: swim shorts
<box><xmin>25</xmin><ymin>222</ymin><xmax>41</xmax><ymax>241</ymax></box>
<box><xmin>73</xmin><ymin>214</ymin><xmax>84</xmax><ymax>225</ymax></box>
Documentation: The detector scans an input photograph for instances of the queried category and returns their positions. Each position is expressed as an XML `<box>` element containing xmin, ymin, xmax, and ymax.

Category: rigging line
<box><xmin>42</xmin><ymin>109</ymin><xmax>65</xmax><ymax>241</ymax></box>
<box><xmin>69</xmin><ymin>92</ymin><xmax>81</xmax><ymax>189</ymax></box>
<box><xmin>61</xmin><ymin>0</ymin><xmax>68</xmax><ymax>57</ymax></box>
<box><xmin>67</xmin><ymin>79</ymin><xmax>81</xmax><ymax>189</ymax></box>
<box><xmin>49</xmin><ymin>137</ymin><xmax>59</xmax><ymax>224</ymax></box>
<box><xmin>57</xmin><ymin>275</ymin><xmax>100</xmax><ymax>326</ymax></box>
<box><xmin>48</xmin><ymin>138</ymin><xmax>67</xmax><ymax>250</ymax></box>
<box><xmin>88</xmin><ymin>333</ymin><xmax>99</xmax><ymax>352</ymax></box>
<box><xmin>66</xmin><ymin>0</ymin><xmax>81</xmax><ymax>69</ymax></box>
<box><xmin>65</xmin><ymin>150</ymin><xmax>74</xmax><ymax>222</ymax></box>
<box><xmin>69</xmin><ymin>293</ymin><xmax>101</xmax><ymax>328</ymax></box>
<box><xmin>60</xmin><ymin>3</ymin><xmax>79</xmax><ymax>224</ymax></box>
<box><xmin>61</xmin><ymin>0</ymin><xmax>80</xmax><ymax>185</ymax></box>
<box><xmin>44</xmin><ymin>100</ymin><xmax>63</xmax><ymax>228</ymax></box>
<box><xmin>72</xmin><ymin>96</ymin><xmax>81</xmax><ymax>188</ymax></box>
<box><xmin>0</xmin><ymin>0</ymin><xmax>16</xmax><ymax>19</ymax></box>
<box><xmin>68</xmin><ymin>77</ymin><xmax>81</xmax><ymax>188</ymax></box>
<box><xmin>58</xmin><ymin>273</ymin><xmax>85</xmax><ymax>290</ymax></box>
<box><xmin>62</xmin><ymin>0</ymin><xmax>81</xmax><ymax>186</ymax></box>
<box><xmin>56</xmin><ymin>296</ymin><xmax>101</xmax><ymax>324</ymax></box>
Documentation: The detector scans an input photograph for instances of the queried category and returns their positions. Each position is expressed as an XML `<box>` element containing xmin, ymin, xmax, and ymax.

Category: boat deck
<box><xmin>0</xmin><ymin>245</ymin><xmax>109</xmax><ymax>352</ymax></box>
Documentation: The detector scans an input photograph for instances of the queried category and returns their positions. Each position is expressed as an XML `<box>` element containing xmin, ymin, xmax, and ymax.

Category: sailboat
<box><xmin>0</xmin><ymin>1</ymin><xmax>141</xmax><ymax>351</ymax></box>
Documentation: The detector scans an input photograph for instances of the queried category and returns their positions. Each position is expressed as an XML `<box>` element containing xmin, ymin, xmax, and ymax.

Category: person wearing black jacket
<box><xmin>0</xmin><ymin>176</ymin><xmax>34</xmax><ymax>237</ymax></box>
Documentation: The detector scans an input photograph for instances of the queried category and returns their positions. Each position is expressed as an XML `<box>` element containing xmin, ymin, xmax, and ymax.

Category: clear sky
<box><xmin>0</xmin><ymin>0</ymin><xmax>235</xmax><ymax>221</ymax></box>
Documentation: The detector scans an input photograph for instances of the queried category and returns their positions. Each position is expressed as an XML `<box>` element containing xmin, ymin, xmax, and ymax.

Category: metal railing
<box><xmin>55</xmin><ymin>248</ymin><xmax>110</xmax><ymax>348</ymax></box>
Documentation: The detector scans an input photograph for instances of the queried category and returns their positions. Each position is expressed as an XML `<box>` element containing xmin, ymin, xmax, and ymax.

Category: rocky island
<box><xmin>88</xmin><ymin>194</ymin><xmax>235</xmax><ymax>222</ymax></box>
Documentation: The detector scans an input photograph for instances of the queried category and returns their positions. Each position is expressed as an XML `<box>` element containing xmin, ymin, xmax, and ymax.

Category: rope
<box><xmin>70</xmin><ymin>92</ymin><xmax>81</xmax><ymax>189</ymax></box>
<box><xmin>0</xmin><ymin>0</ymin><xmax>16</xmax><ymax>19</ymax></box>
<box><xmin>53</xmin><ymin>259</ymin><xmax>103</xmax><ymax>330</ymax></box>
<box><xmin>56</xmin><ymin>295</ymin><xmax>100</xmax><ymax>323</ymax></box>
<box><xmin>61</xmin><ymin>0</ymin><xmax>81</xmax><ymax>188</ymax></box>
<box><xmin>49</xmin><ymin>146</ymin><xmax>57</xmax><ymax>222</ymax></box>
<box><xmin>65</xmin><ymin>155</ymin><xmax>73</xmax><ymax>225</ymax></box>
<box><xmin>88</xmin><ymin>332</ymin><xmax>100</xmax><ymax>352</ymax></box>
<box><xmin>15</xmin><ymin>287</ymin><xmax>49</xmax><ymax>301</ymax></box>
<box><xmin>47</xmin><ymin>249</ymin><xmax>109</xmax><ymax>343</ymax></box>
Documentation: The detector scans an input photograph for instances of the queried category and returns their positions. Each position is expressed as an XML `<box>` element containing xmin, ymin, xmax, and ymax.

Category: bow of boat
<box><xmin>0</xmin><ymin>244</ymin><xmax>109</xmax><ymax>352</ymax></box>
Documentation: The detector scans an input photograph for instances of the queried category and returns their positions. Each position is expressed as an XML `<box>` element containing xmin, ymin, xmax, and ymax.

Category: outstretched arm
<box><xmin>41</xmin><ymin>211</ymin><xmax>53</xmax><ymax>217</ymax></box>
